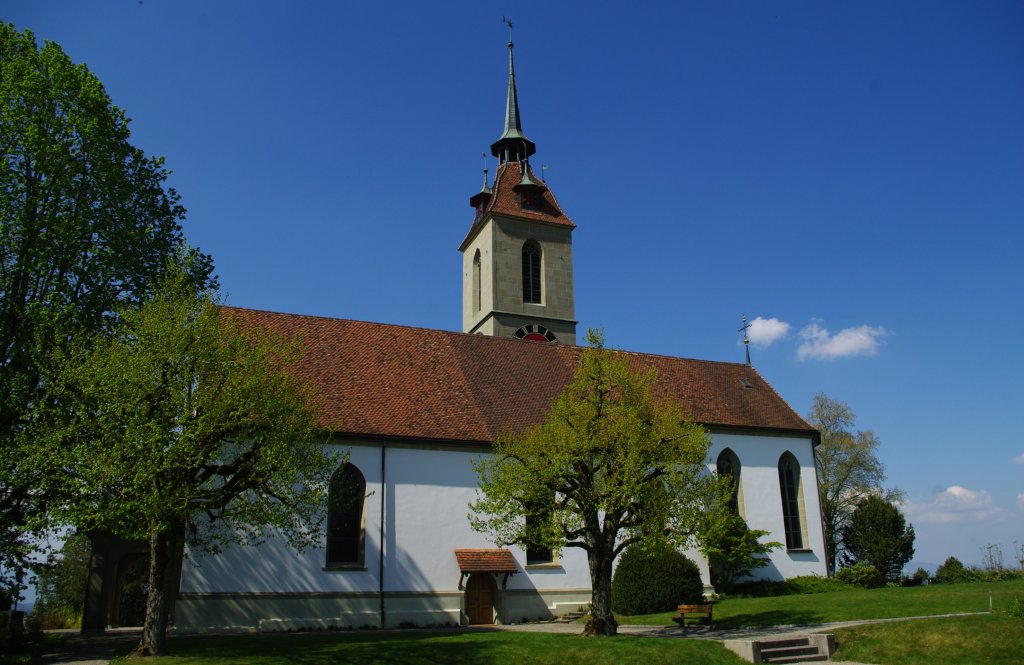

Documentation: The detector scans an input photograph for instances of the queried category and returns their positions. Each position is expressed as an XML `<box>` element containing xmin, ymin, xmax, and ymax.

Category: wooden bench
<box><xmin>671</xmin><ymin>603</ymin><xmax>713</xmax><ymax>629</ymax></box>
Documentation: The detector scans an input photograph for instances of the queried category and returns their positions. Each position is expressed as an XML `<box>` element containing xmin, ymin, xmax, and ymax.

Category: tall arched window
<box><xmin>716</xmin><ymin>448</ymin><xmax>742</xmax><ymax>515</ymax></box>
<box><xmin>472</xmin><ymin>250</ymin><xmax>482</xmax><ymax>313</ymax></box>
<box><xmin>522</xmin><ymin>240</ymin><xmax>541</xmax><ymax>304</ymax></box>
<box><xmin>327</xmin><ymin>463</ymin><xmax>366</xmax><ymax>566</ymax></box>
<box><xmin>778</xmin><ymin>453</ymin><xmax>805</xmax><ymax>550</ymax></box>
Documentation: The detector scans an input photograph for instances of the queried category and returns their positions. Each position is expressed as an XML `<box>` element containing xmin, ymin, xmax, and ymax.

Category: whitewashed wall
<box><xmin>703</xmin><ymin>431</ymin><xmax>828</xmax><ymax>581</ymax></box>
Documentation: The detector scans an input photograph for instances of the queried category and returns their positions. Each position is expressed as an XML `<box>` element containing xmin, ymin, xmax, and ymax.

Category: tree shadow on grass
<box><xmin>166</xmin><ymin>629</ymin><xmax>510</xmax><ymax>664</ymax></box>
<box><xmin>713</xmin><ymin>609</ymin><xmax>827</xmax><ymax>629</ymax></box>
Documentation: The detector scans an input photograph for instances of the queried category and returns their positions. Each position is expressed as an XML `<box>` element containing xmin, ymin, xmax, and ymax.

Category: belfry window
<box><xmin>522</xmin><ymin>240</ymin><xmax>541</xmax><ymax>304</ymax></box>
<box><xmin>327</xmin><ymin>463</ymin><xmax>366</xmax><ymax>566</ymax></box>
<box><xmin>472</xmin><ymin>250</ymin><xmax>482</xmax><ymax>313</ymax></box>
<box><xmin>716</xmin><ymin>448</ymin><xmax>742</xmax><ymax>515</ymax></box>
<box><xmin>778</xmin><ymin>453</ymin><xmax>805</xmax><ymax>550</ymax></box>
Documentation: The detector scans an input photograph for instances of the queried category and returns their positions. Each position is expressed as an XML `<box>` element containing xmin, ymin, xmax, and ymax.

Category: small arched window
<box><xmin>778</xmin><ymin>452</ymin><xmax>805</xmax><ymax>550</ymax></box>
<box><xmin>716</xmin><ymin>448</ymin><xmax>742</xmax><ymax>515</ymax></box>
<box><xmin>522</xmin><ymin>240</ymin><xmax>541</xmax><ymax>304</ymax></box>
<box><xmin>327</xmin><ymin>463</ymin><xmax>366</xmax><ymax>566</ymax></box>
<box><xmin>472</xmin><ymin>250</ymin><xmax>482</xmax><ymax>313</ymax></box>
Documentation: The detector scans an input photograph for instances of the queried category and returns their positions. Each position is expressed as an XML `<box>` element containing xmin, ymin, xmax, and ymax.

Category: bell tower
<box><xmin>459</xmin><ymin>33</ymin><xmax>577</xmax><ymax>345</ymax></box>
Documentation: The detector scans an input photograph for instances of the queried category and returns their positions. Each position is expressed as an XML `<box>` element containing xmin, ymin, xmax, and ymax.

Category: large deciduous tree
<box><xmin>45</xmin><ymin>267</ymin><xmax>335</xmax><ymax>657</ymax></box>
<box><xmin>0</xmin><ymin>23</ymin><xmax>214</xmax><ymax>600</ymax></box>
<box><xmin>840</xmin><ymin>495</ymin><xmax>915</xmax><ymax>582</ymax></box>
<box><xmin>808</xmin><ymin>394</ymin><xmax>900</xmax><ymax>575</ymax></box>
<box><xmin>470</xmin><ymin>330</ymin><xmax>726</xmax><ymax>636</ymax></box>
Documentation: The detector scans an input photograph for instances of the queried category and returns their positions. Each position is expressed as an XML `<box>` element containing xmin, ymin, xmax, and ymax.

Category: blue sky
<box><xmin>7</xmin><ymin>1</ymin><xmax>1023</xmax><ymax>571</ymax></box>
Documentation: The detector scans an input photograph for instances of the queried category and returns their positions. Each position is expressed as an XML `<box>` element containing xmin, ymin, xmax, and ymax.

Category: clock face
<box><xmin>514</xmin><ymin>324</ymin><xmax>557</xmax><ymax>343</ymax></box>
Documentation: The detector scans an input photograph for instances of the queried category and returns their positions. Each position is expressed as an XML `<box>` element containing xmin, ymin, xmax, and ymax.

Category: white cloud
<box><xmin>797</xmin><ymin>322</ymin><xmax>888</xmax><ymax>361</ymax></box>
<box><xmin>747</xmin><ymin>317</ymin><xmax>790</xmax><ymax>347</ymax></box>
<box><xmin>904</xmin><ymin>485</ymin><xmax>1004</xmax><ymax>525</ymax></box>
<box><xmin>1018</xmin><ymin>493</ymin><xmax>1024</xmax><ymax>512</ymax></box>
<box><xmin>1013</xmin><ymin>453</ymin><xmax>1024</xmax><ymax>465</ymax></box>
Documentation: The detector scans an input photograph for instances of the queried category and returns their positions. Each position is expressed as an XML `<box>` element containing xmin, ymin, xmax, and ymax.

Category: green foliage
<box><xmin>836</xmin><ymin>561</ymin><xmax>885</xmax><ymax>588</ymax></box>
<box><xmin>934</xmin><ymin>556</ymin><xmax>973</xmax><ymax>584</ymax></box>
<box><xmin>470</xmin><ymin>329</ymin><xmax>728</xmax><ymax>636</ymax></box>
<box><xmin>702</xmin><ymin>512</ymin><xmax>781</xmax><ymax>587</ymax></box>
<box><xmin>1007</xmin><ymin>597</ymin><xmax>1024</xmax><ymax>619</ymax></box>
<box><xmin>611</xmin><ymin>540</ymin><xmax>703</xmax><ymax>615</ymax></box>
<box><xmin>42</xmin><ymin>265</ymin><xmax>336</xmax><ymax>655</ymax></box>
<box><xmin>0</xmin><ymin>22</ymin><xmax>214</xmax><ymax>601</ymax></box>
<box><xmin>723</xmin><ymin>574</ymin><xmax>854</xmax><ymax>598</ymax></box>
<box><xmin>902</xmin><ymin>567</ymin><xmax>930</xmax><ymax>587</ymax></box>
<box><xmin>840</xmin><ymin>496</ymin><xmax>914</xmax><ymax>582</ymax></box>
<box><xmin>30</xmin><ymin>531</ymin><xmax>90</xmax><ymax>628</ymax></box>
<box><xmin>808</xmin><ymin>395</ymin><xmax>901</xmax><ymax>575</ymax></box>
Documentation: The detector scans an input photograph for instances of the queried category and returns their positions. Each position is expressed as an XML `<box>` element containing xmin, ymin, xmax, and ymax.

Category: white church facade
<box><xmin>171</xmin><ymin>37</ymin><xmax>826</xmax><ymax>631</ymax></box>
<box><xmin>85</xmin><ymin>36</ymin><xmax>827</xmax><ymax>633</ymax></box>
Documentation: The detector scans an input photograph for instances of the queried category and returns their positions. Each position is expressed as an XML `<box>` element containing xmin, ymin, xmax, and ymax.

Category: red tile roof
<box><xmin>461</xmin><ymin>162</ymin><xmax>574</xmax><ymax>249</ymax></box>
<box><xmin>222</xmin><ymin>307</ymin><xmax>816</xmax><ymax>443</ymax></box>
<box><xmin>454</xmin><ymin>548</ymin><xmax>519</xmax><ymax>573</ymax></box>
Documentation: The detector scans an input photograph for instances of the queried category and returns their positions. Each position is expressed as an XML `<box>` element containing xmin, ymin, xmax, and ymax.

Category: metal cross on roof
<box><xmin>738</xmin><ymin>315</ymin><xmax>752</xmax><ymax>366</ymax></box>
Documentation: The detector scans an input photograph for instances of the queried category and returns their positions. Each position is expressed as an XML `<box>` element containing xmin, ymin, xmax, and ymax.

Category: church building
<box><xmin>86</xmin><ymin>36</ymin><xmax>827</xmax><ymax>633</ymax></box>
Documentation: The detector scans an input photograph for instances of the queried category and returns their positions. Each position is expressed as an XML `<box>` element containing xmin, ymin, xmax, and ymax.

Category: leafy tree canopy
<box><xmin>840</xmin><ymin>495</ymin><xmax>915</xmax><ymax>582</ymax></box>
<box><xmin>0</xmin><ymin>23</ymin><xmax>214</xmax><ymax>600</ymax></box>
<box><xmin>808</xmin><ymin>394</ymin><xmax>901</xmax><ymax>575</ymax></box>
<box><xmin>470</xmin><ymin>330</ymin><xmax>728</xmax><ymax>636</ymax></box>
<box><xmin>43</xmin><ymin>265</ymin><xmax>336</xmax><ymax>656</ymax></box>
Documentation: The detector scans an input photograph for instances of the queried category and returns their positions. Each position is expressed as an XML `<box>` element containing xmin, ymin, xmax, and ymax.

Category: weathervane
<box><xmin>502</xmin><ymin>16</ymin><xmax>513</xmax><ymax>43</ymax></box>
<box><xmin>738</xmin><ymin>315</ymin><xmax>752</xmax><ymax>366</ymax></box>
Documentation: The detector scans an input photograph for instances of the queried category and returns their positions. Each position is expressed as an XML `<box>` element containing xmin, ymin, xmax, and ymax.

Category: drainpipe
<box><xmin>379</xmin><ymin>443</ymin><xmax>387</xmax><ymax>628</ymax></box>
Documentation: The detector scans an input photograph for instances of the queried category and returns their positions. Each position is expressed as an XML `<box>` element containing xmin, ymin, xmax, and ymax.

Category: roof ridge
<box><xmin>220</xmin><ymin>305</ymin><xmax>584</xmax><ymax>350</ymax></box>
<box><xmin>605</xmin><ymin>344</ymin><xmax>756</xmax><ymax>368</ymax></box>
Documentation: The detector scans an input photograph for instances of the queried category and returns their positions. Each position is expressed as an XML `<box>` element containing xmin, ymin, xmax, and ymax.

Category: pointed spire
<box><xmin>490</xmin><ymin>22</ymin><xmax>536</xmax><ymax>164</ymax></box>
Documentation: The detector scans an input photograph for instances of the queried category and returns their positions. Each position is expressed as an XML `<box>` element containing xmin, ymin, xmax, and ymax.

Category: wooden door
<box><xmin>465</xmin><ymin>574</ymin><xmax>495</xmax><ymax>625</ymax></box>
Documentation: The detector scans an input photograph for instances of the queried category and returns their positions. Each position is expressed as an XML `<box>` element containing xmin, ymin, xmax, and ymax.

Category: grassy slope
<box><xmin>120</xmin><ymin>631</ymin><xmax>749</xmax><ymax>665</ymax></box>
<box><xmin>617</xmin><ymin>579</ymin><xmax>1024</xmax><ymax>627</ymax></box>
<box><xmin>833</xmin><ymin>614</ymin><xmax>1024</xmax><ymax>665</ymax></box>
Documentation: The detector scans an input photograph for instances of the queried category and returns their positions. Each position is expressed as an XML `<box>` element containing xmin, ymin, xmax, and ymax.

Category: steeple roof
<box><xmin>460</xmin><ymin>161</ymin><xmax>573</xmax><ymax>250</ymax></box>
<box><xmin>490</xmin><ymin>40</ymin><xmax>536</xmax><ymax>164</ymax></box>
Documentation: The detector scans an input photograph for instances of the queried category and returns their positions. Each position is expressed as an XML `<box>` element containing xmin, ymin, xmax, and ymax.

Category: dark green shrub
<box><xmin>787</xmin><ymin>575</ymin><xmax>854</xmax><ymax>594</ymax></box>
<box><xmin>835</xmin><ymin>561</ymin><xmax>884</xmax><ymax>588</ymax></box>
<box><xmin>612</xmin><ymin>540</ymin><xmax>703</xmax><ymax>615</ymax></box>
<box><xmin>934</xmin><ymin>556</ymin><xmax>975</xmax><ymax>584</ymax></box>
<box><xmin>1007</xmin><ymin>597</ymin><xmax>1024</xmax><ymax>619</ymax></box>
<box><xmin>902</xmin><ymin>567</ymin><xmax>930</xmax><ymax>587</ymax></box>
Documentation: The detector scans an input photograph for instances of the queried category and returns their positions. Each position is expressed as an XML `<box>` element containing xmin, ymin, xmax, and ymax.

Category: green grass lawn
<box><xmin>88</xmin><ymin>580</ymin><xmax>1024</xmax><ymax>664</ymax></box>
<box><xmin>113</xmin><ymin>631</ymin><xmax>749</xmax><ymax>665</ymax></box>
<box><xmin>833</xmin><ymin>613</ymin><xmax>1024</xmax><ymax>665</ymax></box>
<box><xmin>616</xmin><ymin>579</ymin><xmax>1024</xmax><ymax>627</ymax></box>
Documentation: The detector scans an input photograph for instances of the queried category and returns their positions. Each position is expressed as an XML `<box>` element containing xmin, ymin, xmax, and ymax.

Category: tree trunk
<box><xmin>582</xmin><ymin>549</ymin><xmax>617</xmax><ymax>636</ymax></box>
<box><xmin>131</xmin><ymin>518</ymin><xmax>184</xmax><ymax>657</ymax></box>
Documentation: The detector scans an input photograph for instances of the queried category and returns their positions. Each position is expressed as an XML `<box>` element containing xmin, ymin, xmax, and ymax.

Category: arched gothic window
<box><xmin>472</xmin><ymin>250</ymin><xmax>482</xmax><ymax>313</ymax></box>
<box><xmin>716</xmin><ymin>448</ymin><xmax>742</xmax><ymax>515</ymax></box>
<box><xmin>327</xmin><ymin>463</ymin><xmax>365</xmax><ymax>566</ymax></box>
<box><xmin>522</xmin><ymin>240</ymin><xmax>541</xmax><ymax>304</ymax></box>
<box><xmin>778</xmin><ymin>452</ymin><xmax>805</xmax><ymax>550</ymax></box>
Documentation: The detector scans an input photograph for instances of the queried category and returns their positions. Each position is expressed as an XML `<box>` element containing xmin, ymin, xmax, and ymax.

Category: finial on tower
<box><xmin>491</xmin><ymin>18</ymin><xmax>536</xmax><ymax>164</ymax></box>
<box><xmin>738</xmin><ymin>315</ymin><xmax>752</xmax><ymax>366</ymax></box>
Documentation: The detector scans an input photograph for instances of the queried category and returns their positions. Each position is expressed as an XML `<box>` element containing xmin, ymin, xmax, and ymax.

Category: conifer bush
<box><xmin>611</xmin><ymin>540</ymin><xmax>703</xmax><ymax>615</ymax></box>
